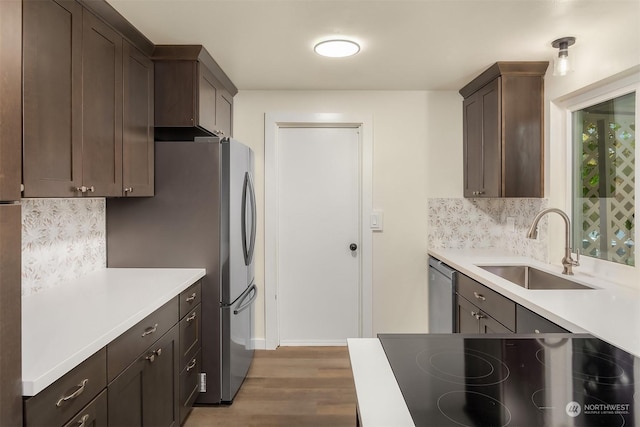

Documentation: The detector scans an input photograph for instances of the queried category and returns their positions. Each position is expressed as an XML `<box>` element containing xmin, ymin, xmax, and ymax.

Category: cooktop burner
<box><xmin>417</xmin><ymin>348</ymin><xmax>510</xmax><ymax>386</ymax></box>
<box><xmin>379</xmin><ymin>334</ymin><xmax>638</xmax><ymax>427</ymax></box>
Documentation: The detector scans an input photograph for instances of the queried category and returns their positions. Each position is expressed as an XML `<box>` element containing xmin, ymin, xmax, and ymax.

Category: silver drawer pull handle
<box><xmin>473</xmin><ymin>292</ymin><xmax>486</xmax><ymax>301</ymax></box>
<box><xmin>76</xmin><ymin>414</ymin><xmax>90</xmax><ymax>427</ymax></box>
<box><xmin>141</xmin><ymin>323</ymin><xmax>158</xmax><ymax>337</ymax></box>
<box><xmin>56</xmin><ymin>379</ymin><xmax>88</xmax><ymax>407</ymax></box>
<box><xmin>186</xmin><ymin>358</ymin><xmax>197</xmax><ymax>372</ymax></box>
<box><xmin>145</xmin><ymin>348</ymin><xmax>162</xmax><ymax>363</ymax></box>
<box><xmin>186</xmin><ymin>312</ymin><xmax>197</xmax><ymax>322</ymax></box>
<box><xmin>185</xmin><ymin>293</ymin><xmax>196</xmax><ymax>302</ymax></box>
<box><xmin>124</xmin><ymin>187</ymin><xmax>133</xmax><ymax>193</ymax></box>
<box><xmin>534</xmin><ymin>329</ymin><xmax>541</xmax><ymax>334</ymax></box>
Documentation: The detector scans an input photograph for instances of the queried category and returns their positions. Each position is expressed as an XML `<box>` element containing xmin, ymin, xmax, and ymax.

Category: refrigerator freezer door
<box><xmin>221</xmin><ymin>282</ymin><xmax>256</xmax><ymax>402</ymax></box>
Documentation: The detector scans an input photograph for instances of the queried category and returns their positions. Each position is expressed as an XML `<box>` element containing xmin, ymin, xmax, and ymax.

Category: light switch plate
<box><xmin>370</xmin><ymin>210</ymin><xmax>384</xmax><ymax>231</ymax></box>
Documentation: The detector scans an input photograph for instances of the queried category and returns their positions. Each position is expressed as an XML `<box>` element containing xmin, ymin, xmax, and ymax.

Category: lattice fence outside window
<box><xmin>574</xmin><ymin>92</ymin><xmax>635</xmax><ymax>266</ymax></box>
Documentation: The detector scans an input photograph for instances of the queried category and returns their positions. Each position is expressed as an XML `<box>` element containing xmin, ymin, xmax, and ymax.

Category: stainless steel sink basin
<box><xmin>478</xmin><ymin>265</ymin><xmax>594</xmax><ymax>290</ymax></box>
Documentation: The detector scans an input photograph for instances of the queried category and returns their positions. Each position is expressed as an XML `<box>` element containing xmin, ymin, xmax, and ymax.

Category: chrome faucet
<box><xmin>527</xmin><ymin>208</ymin><xmax>580</xmax><ymax>275</ymax></box>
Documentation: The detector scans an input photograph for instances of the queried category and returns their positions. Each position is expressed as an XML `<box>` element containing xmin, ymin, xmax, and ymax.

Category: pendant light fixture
<box><xmin>551</xmin><ymin>36</ymin><xmax>576</xmax><ymax>76</ymax></box>
<box><xmin>314</xmin><ymin>39</ymin><xmax>360</xmax><ymax>58</ymax></box>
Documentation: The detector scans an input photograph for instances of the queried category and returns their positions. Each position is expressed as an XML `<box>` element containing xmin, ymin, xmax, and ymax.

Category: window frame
<box><xmin>557</xmin><ymin>71</ymin><xmax>639</xmax><ymax>285</ymax></box>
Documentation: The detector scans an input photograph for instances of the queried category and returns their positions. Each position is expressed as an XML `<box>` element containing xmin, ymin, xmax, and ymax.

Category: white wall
<box><xmin>234</xmin><ymin>90</ymin><xmax>460</xmax><ymax>339</ymax></box>
<box><xmin>545</xmin><ymin>46</ymin><xmax>640</xmax><ymax>288</ymax></box>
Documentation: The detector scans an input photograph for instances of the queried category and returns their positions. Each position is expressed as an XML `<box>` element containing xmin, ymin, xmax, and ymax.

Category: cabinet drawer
<box><xmin>180</xmin><ymin>303</ymin><xmax>202</xmax><ymax>367</ymax></box>
<box><xmin>457</xmin><ymin>274</ymin><xmax>516</xmax><ymax>330</ymax></box>
<box><xmin>179</xmin><ymin>350</ymin><xmax>201</xmax><ymax>425</ymax></box>
<box><xmin>107</xmin><ymin>297</ymin><xmax>178</xmax><ymax>382</ymax></box>
<box><xmin>180</xmin><ymin>280</ymin><xmax>202</xmax><ymax>318</ymax></box>
<box><xmin>24</xmin><ymin>348</ymin><xmax>107</xmax><ymax>427</ymax></box>
<box><xmin>62</xmin><ymin>389</ymin><xmax>107</xmax><ymax>427</ymax></box>
<box><xmin>516</xmin><ymin>305</ymin><xmax>568</xmax><ymax>333</ymax></box>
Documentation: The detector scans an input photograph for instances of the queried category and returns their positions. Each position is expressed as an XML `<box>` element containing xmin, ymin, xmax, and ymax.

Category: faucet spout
<box><xmin>527</xmin><ymin>208</ymin><xmax>580</xmax><ymax>275</ymax></box>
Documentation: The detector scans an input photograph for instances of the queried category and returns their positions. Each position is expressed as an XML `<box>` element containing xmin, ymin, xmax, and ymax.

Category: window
<box><xmin>572</xmin><ymin>91</ymin><xmax>636</xmax><ymax>266</ymax></box>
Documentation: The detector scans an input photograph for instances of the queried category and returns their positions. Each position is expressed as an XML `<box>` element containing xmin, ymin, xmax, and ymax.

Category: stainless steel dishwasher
<box><xmin>428</xmin><ymin>256</ymin><xmax>457</xmax><ymax>333</ymax></box>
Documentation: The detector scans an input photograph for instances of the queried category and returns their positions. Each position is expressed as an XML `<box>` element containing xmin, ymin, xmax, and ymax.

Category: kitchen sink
<box><xmin>478</xmin><ymin>265</ymin><xmax>594</xmax><ymax>290</ymax></box>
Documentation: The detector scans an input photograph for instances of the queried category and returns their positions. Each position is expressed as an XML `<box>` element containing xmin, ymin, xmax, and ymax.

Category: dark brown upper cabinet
<box><xmin>23</xmin><ymin>0</ymin><xmax>154</xmax><ymax>198</ymax></box>
<box><xmin>123</xmin><ymin>41</ymin><xmax>154</xmax><ymax>197</ymax></box>
<box><xmin>82</xmin><ymin>10</ymin><xmax>123</xmax><ymax>197</ymax></box>
<box><xmin>23</xmin><ymin>0</ymin><xmax>83</xmax><ymax>197</ymax></box>
<box><xmin>153</xmin><ymin>45</ymin><xmax>237</xmax><ymax>141</ymax></box>
<box><xmin>0</xmin><ymin>0</ymin><xmax>23</xmax><ymax>202</ymax></box>
<box><xmin>459</xmin><ymin>62</ymin><xmax>549</xmax><ymax>198</ymax></box>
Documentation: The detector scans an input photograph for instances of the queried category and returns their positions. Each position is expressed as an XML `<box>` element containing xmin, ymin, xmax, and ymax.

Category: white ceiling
<box><xmin>106</xmin><ymin>0</ymin><xmax>640</xmax><ymax>91</ymax></box>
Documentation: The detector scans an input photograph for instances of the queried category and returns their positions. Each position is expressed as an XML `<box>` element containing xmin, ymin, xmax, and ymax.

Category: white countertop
<box><xmin>347</xmin><ymin>338</ymin><xmax>414</xmax><ymax>427</ymax></box>
<box><xmin>429</xmin><ymin>248</ymin><xmax>640</xmax><ymax>357</ymax></box>
<box><xmin>22</xmin><ymin>268</ymin><xmax>206</xmax><ymax>396</ymax></box>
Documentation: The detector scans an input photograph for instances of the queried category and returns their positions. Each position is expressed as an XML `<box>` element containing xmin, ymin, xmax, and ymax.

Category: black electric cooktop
<box><xmin>379</xmin><ymin>334</ymin><xmax>638</xmax><ymax>427</ymax></box>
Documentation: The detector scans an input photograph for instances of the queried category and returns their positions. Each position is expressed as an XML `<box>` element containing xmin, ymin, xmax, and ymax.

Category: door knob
<box><xmin>349</xmin><ymin>243</ymin><xmax>358</xmax><ymax>251</ymax></box>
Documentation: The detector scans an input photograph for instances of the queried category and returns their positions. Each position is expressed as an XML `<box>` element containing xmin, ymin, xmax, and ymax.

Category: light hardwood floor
<box><xmin>184</xmin><ymin>346</ymin><xmax>358</xmax><ymax>427</ymax></box>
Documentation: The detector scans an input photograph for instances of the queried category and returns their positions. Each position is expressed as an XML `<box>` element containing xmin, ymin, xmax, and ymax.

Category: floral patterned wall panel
<box><xmin>22</xmin><ymin>198</ymin><xmax>106</xmax><ymax>296</ymax></box>
<box><xmin>428</xmin><ymin>198</ymin><xmax>549</xmax><ymax>262</ymax></box>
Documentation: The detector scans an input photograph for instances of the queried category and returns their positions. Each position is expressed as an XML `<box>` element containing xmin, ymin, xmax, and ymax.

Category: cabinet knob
<box><xmin>471</xmin><ymin>311</ymin><xmax>485</xmax><ymax>320</ymax></box>
<box><xmin>124</xmin><ymin>187</ymin><xmax>133</xmax><ymax>194</ymax></box>
<box><xmin>145</xmin><ymin>348</ymin><xmax>162</xmax><ymax>363</ymax></box>
<box><xmin>75</xmin><ymin>185</ymin><xmax>95</xmax><ymax>194</ymax></box>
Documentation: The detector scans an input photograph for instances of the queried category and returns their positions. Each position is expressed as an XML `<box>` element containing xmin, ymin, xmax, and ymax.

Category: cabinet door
<box><xmin>82</xmin><ymin>10</ymin><xmax>123</xmax><ymax>197</ymax></box>
<box><xmin>455</xmin><ymin>295</ymin><xmax>479</xmax><ymax>333</ymax></box>
<box><xmin>154</xmin><ymin>61</ymin><xmax>197</xmax><ymax>128</ymax></box>
<box><xmin>108</xmin><ymin>326</ymin><xmax>179</xmax><ymax>427</ymax></box>
<box><xmin>123</xmin><ymin>41</ymin><xmax>154</xmax><ymax>197</ymax></box>
<box><xmin>463</xmin><ymin>78</ymin><xmax>500</xmax><ymax>198</ymax></box>
<box><xmin>216</xmin><ymin>88</ymin><xmax>233</xmax><ymax>137</ymax></box>
<box><xmin>480</xmin><ymin>315</ymin><xmax>512</xmax><ymax>334</ymax></box>
<box><xmin>0</xmin><ymin>0</ymin><xmax>22</xmax><ymax>201</ymax></box>
<box><xmin>23</xmin><ymin>0</ymin><xmax>82</xmax><ymax>197</ymax></box>
<box><xmin>198</xmin><ymin>62</ymin><xmax>218</xmax><ymax>133</ymax></box>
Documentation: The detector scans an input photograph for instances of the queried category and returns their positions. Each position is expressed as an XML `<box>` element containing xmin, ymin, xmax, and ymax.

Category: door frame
<box><xmin>264</xmin><ymin>113</ymin><xmax>373</xmax><ymax>349</ymax></box>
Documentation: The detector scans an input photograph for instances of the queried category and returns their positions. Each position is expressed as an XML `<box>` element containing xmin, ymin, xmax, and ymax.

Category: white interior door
<box><xmin>277</xmin><ymin>126</ymin><xmax>360</xmax><ymax>345</ymax></box>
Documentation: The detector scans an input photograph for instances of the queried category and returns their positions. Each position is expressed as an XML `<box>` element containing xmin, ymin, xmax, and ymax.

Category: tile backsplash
<box><xmin>22</xmin><ymin>198</ymin><xmax>106</xmax><ymax>296</ymax></box>
<box><xmin>428</xmin><ymin>198</ymin><xmax>549</xmax><ymax>261</ymax></box>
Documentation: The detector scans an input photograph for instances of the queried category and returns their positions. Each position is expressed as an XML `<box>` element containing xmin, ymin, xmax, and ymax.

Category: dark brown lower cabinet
<box><xmin>62</xmin><ymin>391</ymin><xmax>107</xmax><ymax>427</ymax></box>
<box><xmin>516</xmin><ymin>305</ymin><xmax>569</xmax><ymax>333</ymax></box>
<box><xmin>456</xmin><ymin>295</ymin><xmax>513</xmax><ymax>334</ymax></box>
<box><xmin>108</xmin><ymin>325</ymin><xmax>180</xmax><ymax>427</ymax></box>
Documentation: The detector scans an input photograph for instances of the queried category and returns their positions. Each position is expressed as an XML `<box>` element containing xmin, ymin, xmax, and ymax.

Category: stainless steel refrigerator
<box><xmin>106</xmin><ymin>136</ymin><xmax>257</xmax><ymax>404</ymax></box>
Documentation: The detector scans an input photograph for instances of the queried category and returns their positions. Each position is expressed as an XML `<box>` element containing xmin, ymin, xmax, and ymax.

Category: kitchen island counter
<box><xmin>22</xmin><ymin>267</ymin><xmax>206</xmax><ymax>396</ymax></box>
<box><xmin>429</xmin><ymin>248</ymin><xmax>640</xmax><ymax>357</ymax></box>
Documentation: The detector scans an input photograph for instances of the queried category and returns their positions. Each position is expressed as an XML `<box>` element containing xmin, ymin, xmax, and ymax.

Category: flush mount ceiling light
<box><xmin>314</xmin><ymin>39</ymin><xmax>360</xmax><ymax>58</ymax></box>
<box><xmin>551</xmin><ymin>36</ymin><xmax>576</xmax><ymax>76</ymax></box>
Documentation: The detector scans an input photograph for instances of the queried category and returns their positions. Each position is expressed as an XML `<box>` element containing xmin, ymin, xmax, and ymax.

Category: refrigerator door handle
<box><xmin>241</xmin><ymin>172</ymin><xmax>257</xmax><ymax>266</ymax></box>
<box><xmin>233</xmin><ymin>283</ymin><xmax>258</xmax><ymax>315</ymax></box>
